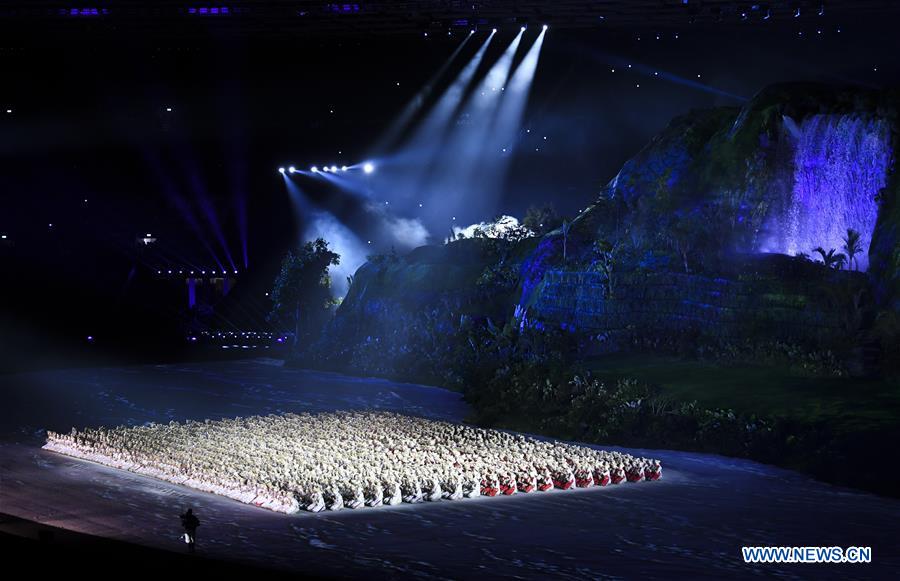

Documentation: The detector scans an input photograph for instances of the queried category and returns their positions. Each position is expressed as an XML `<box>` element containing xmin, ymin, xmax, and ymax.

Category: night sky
<box><xmin>1</xmin><ymin>6</ymin><xmax>898</xmax><ymax>364</ymax></box>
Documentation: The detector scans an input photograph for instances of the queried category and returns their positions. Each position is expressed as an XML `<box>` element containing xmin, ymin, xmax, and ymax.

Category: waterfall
<box><xmin>762</xmin><ymin>114</ymin><xmax>890</xmax><ymax>271</ymax></box>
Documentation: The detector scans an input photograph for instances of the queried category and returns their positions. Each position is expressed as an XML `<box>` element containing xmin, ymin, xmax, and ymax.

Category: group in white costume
<box><xmin>44</xmin><ymin>411</ymin><xmax>661</xmax><ymax>514</ymax></box>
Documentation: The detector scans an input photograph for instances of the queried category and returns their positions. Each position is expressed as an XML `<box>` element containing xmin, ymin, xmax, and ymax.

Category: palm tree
<box><xmin>842</xmin><ymin>228</ymin><xmax>863</xmax><ymax>271</ymax></box>
<box><xmin>813</xmin><ymin>247</ymin><xmax>847</xmax><ymax>270</ymax></box>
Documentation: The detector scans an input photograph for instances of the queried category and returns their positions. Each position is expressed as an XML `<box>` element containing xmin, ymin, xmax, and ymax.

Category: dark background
<box><xmin>1</xmin><ymin>2</ymin><xmax>898</xmax><ymax>370</ymax></box>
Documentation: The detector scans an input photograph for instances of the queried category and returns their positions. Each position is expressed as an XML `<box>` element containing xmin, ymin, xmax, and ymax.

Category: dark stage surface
<box><xmin>1</xmin><ymin>359</ymin><xmax>897</xmax><ymax>579</ymax></box>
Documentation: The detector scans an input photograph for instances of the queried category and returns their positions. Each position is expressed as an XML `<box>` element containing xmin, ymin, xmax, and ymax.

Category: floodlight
<box><xmin>363</xmin><ymin>162</ymin><xmax>375</xmax><ymax>174</ymax></box>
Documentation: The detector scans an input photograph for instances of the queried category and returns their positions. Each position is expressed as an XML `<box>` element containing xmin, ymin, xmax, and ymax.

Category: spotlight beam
<box><xmin>422</xmin><ymin>30</ymin><xmax>525</xmax><ymax>218</ymax></box>
<box><xmin>476</xmin><ymin>27</ymin><xmax>547</xmax><ymax>201</ymax></box>
<box><xmin>370</xmin><ymin>33</ymin><xmax>473</xmax><ymax>154</ymax></box>
<box><xmin>392</xmin><ymin>32</ymin><xmax>495</xmax><ymax>165</ymax></box>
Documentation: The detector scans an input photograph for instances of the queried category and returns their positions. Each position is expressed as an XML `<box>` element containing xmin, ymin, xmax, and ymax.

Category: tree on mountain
<box><xmin>269</xmin><ymin>238</ymin><xmax>340</xmax><ymax>350</ymax></box>
<box><xmin>523</xmin><ymin>204</ymin><xmax>563</xmax><ymax>236</ymax></box>
<box><xmin>813</xmin><ymin>246</ymin><xmax>846</xmax><ymax>270</ymax></box>
<box><xmin>591</xmin><ymin>239</ymin><xmax>617</xmax><ymax>297</ymax></box>
<box><xmin>842</xmin><ymin>228</ymin><xmax>863</xmax><ymax>271</ymax></box>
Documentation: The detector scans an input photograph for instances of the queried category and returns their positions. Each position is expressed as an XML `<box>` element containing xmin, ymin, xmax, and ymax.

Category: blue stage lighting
<box><xmin>311</xmin><ymin>166</ymin><xmax>319</xmax><ymax>172</ymax></box>
<box><xmin>288</xmin><ymin>166</ymin><xmax>296</xmax><ymax>174</ymax></box>
<box><xmin>543</xmin><ymin>24</ymin><xmax>548</xmax><ymax>30</ymax></box>
<box><xmin>330</xmin><ymin>165</ymin><xmax>338</xmax><ymax>172</ymax></box>
<box><xmin>278</xmin><ymin>167</ymin><xmax>285</xmax><ymax>174</ymax></box>
<box><xmin>323</xmin><ymin>166</ymin><xmax>330</xmax><ymax>172</ymax></box>
<box><xmin>363</xmin><ymin>162</ymin><xmax>375</xmax><ymax>174</ymax></box>
<box><xmin>341</xmin><ymin>165</ymin><xmax>348</xmax><ymax>171</ymax></box>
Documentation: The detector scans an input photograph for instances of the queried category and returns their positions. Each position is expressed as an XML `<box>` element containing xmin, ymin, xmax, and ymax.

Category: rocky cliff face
<box><xmin>317</xmin><ymin>83</ymin><xmax>899</xmax><ymax>371</ymax></box>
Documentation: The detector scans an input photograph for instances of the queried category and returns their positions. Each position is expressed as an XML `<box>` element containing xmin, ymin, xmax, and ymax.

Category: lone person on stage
<box><xmin>179</xmin><ymin>508</ymin><xmax>200</xmax><ymax>552</ymax></box>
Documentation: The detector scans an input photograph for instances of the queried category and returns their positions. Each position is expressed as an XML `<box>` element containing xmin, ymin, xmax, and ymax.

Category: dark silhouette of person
<box><xmin>179</xmin><ymin>508</ymin><xmax>200</xmax><ymax>552</ymax></box>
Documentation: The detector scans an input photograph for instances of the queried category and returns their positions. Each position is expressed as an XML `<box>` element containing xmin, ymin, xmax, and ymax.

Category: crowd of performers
<box><xmin>44</xmin><ymin>411</ymin><xmax>661</xmax><ymax>514</ymax></box>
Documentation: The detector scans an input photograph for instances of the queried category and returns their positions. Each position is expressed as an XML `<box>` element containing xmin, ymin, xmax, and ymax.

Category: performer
<box><xmin>179</xmin><ymin>508</ymin><xmax>200</xmax><ymax>552</ymax></box>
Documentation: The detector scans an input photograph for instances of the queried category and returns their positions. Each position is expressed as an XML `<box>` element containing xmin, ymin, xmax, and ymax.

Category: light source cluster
<box><xmin>278</xmin><ymin>162</ymin><xmax>374</xmax><ymax>175</ymax></box>
<box><xmin>156</xmin><ymin>268</ymin><xmax>239</xmax><ymax>276</ymax></box>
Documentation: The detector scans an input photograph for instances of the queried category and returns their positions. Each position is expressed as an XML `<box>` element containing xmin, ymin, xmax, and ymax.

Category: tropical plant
<box><xmin>591</xmin><ymin>239</ymin><xmax>617</xmax><ymax>297</ymax></box>
<box><xmin>842</xmin><ymin>228</ymin><xmax>863</xmax><ymax>271</ymax></box>
<box><xmin>813</xmin><ymin>247</ymin><xmax>846</xmax><ymax>270</ymax></box>
<box><xmin>523</xmin><ymin>204</ymin><xmax>563</xmax><ymax>236</ymax></box>
<box><xmin>269</xmin><ymin>238</ymin><xmax>340</xmax><ymax>349</ymax></box>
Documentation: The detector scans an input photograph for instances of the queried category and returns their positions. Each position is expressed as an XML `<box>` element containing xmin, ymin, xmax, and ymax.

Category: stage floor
<box><xmin>1</xmin><ymin>359</ymin><xmax>897</xmax><ymax>579</ymax></box>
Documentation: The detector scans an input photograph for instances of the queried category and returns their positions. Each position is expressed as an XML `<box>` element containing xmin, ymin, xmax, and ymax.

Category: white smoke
<box><xmin>304</xmin><ymin>212</ymin><xmax>368</xmax><ymax>297</ymax></box>
<box><xmin>365</xmin><ymin>202</ymin><xmax>431</xmax><ymax>249</ymax></box>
